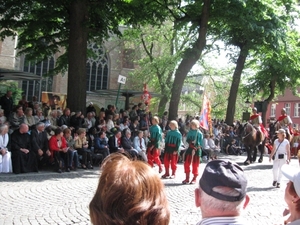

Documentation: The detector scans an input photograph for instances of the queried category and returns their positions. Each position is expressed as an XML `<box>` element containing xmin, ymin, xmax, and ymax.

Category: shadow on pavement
<box><xmin>247</xmin><ymin>186</ymin><xmax>275</xmax><ymax>192</ymax></box>
<box><xmin>164</xmin><ymin>182</ymin><xmax>188</xmax><ymax>187</ymax></box>
<box><xmin>242</xmin><ymin>164</ymin><xmax>273</xmax><ymax>171</ymax></box>
<box><xmin>0</xmin><ymin>169</ymin><xmax>100</xmax><ymax>182</ymax></box>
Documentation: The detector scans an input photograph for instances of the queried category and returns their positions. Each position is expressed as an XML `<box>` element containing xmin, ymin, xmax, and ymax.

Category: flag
<box><xmin>199</xmin><ymin>94</ymin><xmax>212</xmax><ymax>131</ymax></box>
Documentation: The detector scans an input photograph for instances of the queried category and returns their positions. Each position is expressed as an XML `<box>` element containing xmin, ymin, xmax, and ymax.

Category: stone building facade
<box><xmin>0</xmin><ymin>31</ymin><xmax>137</xmax><ymax>113</ymax></box>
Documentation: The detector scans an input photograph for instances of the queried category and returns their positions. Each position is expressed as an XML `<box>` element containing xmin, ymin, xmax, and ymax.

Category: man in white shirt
<box><xmin>133</xmin><ymin>130</ymin><xmax>147</xmax><ymax>161</ymax></box>
<box><xmin>194</xmin><ymin>160</ymin><xmax>250</xmax><ymax>225</ymax></box>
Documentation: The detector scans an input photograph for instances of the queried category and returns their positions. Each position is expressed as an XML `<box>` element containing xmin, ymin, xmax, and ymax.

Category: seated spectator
<box><xmin>31</xmin><ymin>122</ymin><xmax>51</xmax><ymax>169</ymax></box>
<box><xmin>11</xmin><ymin>123</ymin><xmax>38</xmax><ymax>174</ymax></box>
<box><xmin>133</xmin><ymin>130</ymin><xmax>148</xmax><ymax>161</ymax></box>
<box><xmin>106</xmin><ymin>115</ymin><xmax>114</xmax><ymax>132</ymax></box>
<box><xmin>32</xmin><ymin>102</ymin><xmax>40</xmax><ymax>116</ymax></box>
<box><xmin>63</xmin><ymin>128</ymin><xmax>79</xmax><ymax>170</ymax></box>
<box><xmin>24</xmin><ymin>107</ymin><xmax>36</xmax><ymax>129</ymax></box>
<box><xmin>0</xmin><ymin>109</ymin><xmax>7</xmax><ymax>125</ymax></box>
<box><xmin>208</xmin><ymin>134</ymin><xmax>220</xmax><ymax>159</ymax></box>
<box><xmin>121</xmin><ymin>129</ymin><xmax>138</xmax><ymax>158</ymax></box>
<box><xmin>49</xmin><ymin>127</ymin><xmax>69</xmax><ymax>173</ymax></box>
<box><xmin>34</xmin><ymin>109</ymin><xmax>45</xmax><ymax>124</ymax></box>
<box><xmin>89</xmin><ymin>153</ymin><xmax>170</xmax><ymax>225</ymax></box>
<box><xmin>0</xmin><ymin>124</ymin><xmax>12</xmax><ymax>173</ymax></box>
<box><xmin>84</xmin><ymin>112</ymin><xmax>95</xmax><ymax>130</ymax></box>
<box><xmin>94</xmin><ymin>131</ymin><xmax>110</xmax><ymax>159</ymax></box>
<box><xmin>74</xmin><ymin>128</ymin><xmax>93</xmax><ymax>169</ymax></box>
<box><xmin>108</xmin><ymin>130</ymin><xmax>124</xmax><ymax>154</ymax></box>
<box><xmin>202</xmin><ymin>134</ymin><xmax>213</xmax><ymax>160</ymax></box>
<box><xmin>9</xmin><ymin>105</ymin><xmax>25</xmax><ymax>131</ymax></box>
<box><xmin>119</xmin><ymin>117</ymin><xmax>130</xmax><ymax>131</ymax></box>
<box><xmin>18</xmin><ymin>95</ymin><xmax>28</xmax><ymax>111</ymax></box>
<box><xmin>129</xmin><ymin>117</ymin><xmax>139</xmax><ymax>138</ymax></box>
<box><xmin>70</xmin><ymin>111</ymin><xmax>85</xmax><ymax>132</ymax></box>
<box><xmin>226</xmin><ymin>139</ymin><xmax>242</xmax><ymax>155</ymax></box>
<box><xmin>49</xmin><ymin>110</ymin><xmax>59</xmax><ymax>130</ymax></box>
<box><xmin>57</xmin><ymin>108</ymin><xmax>71</xmax><ymax>128</ymax></box>
<box><xmin>194</xmin><ymin>160</ymin><xmax>250</xmax><ymax>225</ymax></box>
<box><xmin>139</xmin><ymin>114</ymin><xmax>148</xmax><ymax>131</ymax></box>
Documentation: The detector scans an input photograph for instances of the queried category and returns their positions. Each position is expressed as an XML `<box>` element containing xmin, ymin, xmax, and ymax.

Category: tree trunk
<box><xmin>67</xmin><ymin>0</ymin><xmax>88</xmax><ymax>114</ymax></box>
<box><xmin>157</xmin><ymin>94</ymin><xmax>168</xmax><ymax>117</ymax></box>
<box><xmin>262</xmin><ymin>80</ymin><xmax>276</xmax><ymax>126</ymax></box>
<box><xmin>168</xmin><ymin>0</ymin><xmax>210</xmax><ymax>120</ymax></box>
<box><xmin>225</xmin><ymin>46</ymin><xmax>249</xmax><ymax>125</ymax></box>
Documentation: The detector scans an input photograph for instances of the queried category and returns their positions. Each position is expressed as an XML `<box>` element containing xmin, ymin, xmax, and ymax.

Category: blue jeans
<box><xmin>68</xmin><ymin>150</ymin><xmax>79</xmax><ymax>168</ymax></box>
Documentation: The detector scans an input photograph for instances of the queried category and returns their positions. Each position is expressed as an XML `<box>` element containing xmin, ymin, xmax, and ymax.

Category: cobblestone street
<box><xmin>0</xmin><ymin>154</ymin><xmax>297</xmax><ymax>225</ymax></box>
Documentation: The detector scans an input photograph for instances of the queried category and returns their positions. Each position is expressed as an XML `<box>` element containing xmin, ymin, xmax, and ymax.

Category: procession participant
<box><xmin>161</xmin><ymin>120</ymin><xmax>182</xmax><ymax>179</ymax></box>
<box><xmin>277</xmin><ymin>108</ymin><xmax>293</xmax><ymax>135</ymax></box>
<box><xmin>182</xmin><ymin>119</ymin><xmax>203</xmax><ymax>185</ymax></box>
<box><xmin>194</xmin><ymin>160</ymin><xmax>250</xmax><ymax>225</ymax></box>
<box><xmin>147</xmin><ymin>116</ymin><xmax>163</xmax><ymax>173</ymax></box>
<box><xmin>249</xmin><ymin>107</ymin><xmax>268</xmax><ymax>138</ymax></box>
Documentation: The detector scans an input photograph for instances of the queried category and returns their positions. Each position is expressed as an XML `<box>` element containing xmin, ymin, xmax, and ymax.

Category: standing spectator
<box><xmin>133</xmin><ymin>130</ymin><xmax>147</xmax><ymax>161</ymax></box>
<box><xmin>136</xmin><ymin>103</ymin><xmax>143</xmax><ymax>116</ymax></box>
<box><xmin>161</xmin><ymin>120</ymin><xmax>182</xmax><ymax>179</ymax></box>
<box><xmin>105</xmin><ymin>115</ymin><xmax>114</xmax><ymax>132</ymax></box>
<box><xmin>18</xmin><ymin>95</ymin><xmax>28</xmax><ymax>111</ymax></box>
<box><xmin>0</xmin><ymin>90</ymin><xmax>14</xmax><ymax>118</ymax></box>
<box><xmin>194</xmin><ymin>160</ymin><xmax>250</xmax><ymax>225</ymax></box>
<box><xmin>129</xmin><ymin>105</ymin><xmax>138</xmax><ymax>121</ymax></box>
<box><xmin>182</xmin><ymin>119</ymin><xmax>203</xmax><ymax>184</ymax></box>
<box><xmin>0</xmin><ymin>124</ymin><xmax>12</xmax><ymax>173</ymax></box>
<box><xmin>11</xmin><ymin>124</ymin><xmax>38</xmax><ymax>174</ymax></box>
<box><xmin>27</xmin><ymin>96</ymin><xmax>38</xmax><ymax>110</ymax></box>
<box><xmin>130</xmin><ymin>117</ymin><xmax>139</xmax><ymax>138</ymax></box>
<box><xmin>31</xmin><ymin>122</ymin><xmax>51</xmax><ymax>169</ymax></box>
<box><xmin>86</xmin><ymin>102</ymin><xmax>96</xmax><ymax>114</ymax></box>
<box><xmin>147</xmin><ymin>116</ymin><xmax>163</xmax><ymax>173</ymax></box>
<box><xmin>9</xmin><ymin>105</ymin><xmax>25</xmax><ymax>131</ymax></box>
<box><xmin>49</xmin><ymin>127</ymin><xmax>69</xmax><ymax>173</ymax></box>
<box><xmin>269</xmin><ymin>128</ymin><xmax>290</xmax><ymax>188</ymax></box>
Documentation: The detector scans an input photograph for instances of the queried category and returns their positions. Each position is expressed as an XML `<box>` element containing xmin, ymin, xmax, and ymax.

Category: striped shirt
<box><xmin>196</xmin><ymin>216</ymin><xmax>247</xmax><ymax>225</ymax></box>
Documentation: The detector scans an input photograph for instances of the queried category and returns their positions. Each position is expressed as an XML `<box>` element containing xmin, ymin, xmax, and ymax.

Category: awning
<box><xmin>90</xmin><ymin>89</ymin><xmax>161</xmax><ymax>98</ymax></box>
<box><xmin>0</xmin><ymin>68</ymin><xmax>41</xmax><ymax>81</ymax></box>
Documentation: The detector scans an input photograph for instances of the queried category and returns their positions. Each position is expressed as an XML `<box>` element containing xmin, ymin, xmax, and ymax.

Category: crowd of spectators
<box><xmin>0</xmin><ymin>90</ymin><xmax>247</xmax><ymax>174</ymax></box>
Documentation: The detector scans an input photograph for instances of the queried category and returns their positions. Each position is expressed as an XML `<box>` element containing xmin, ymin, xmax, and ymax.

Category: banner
<box><xmin>199</xmin><ymin>94</ymin><xmax>212</xmax><ymax>131</ymax></box>
<box><xmin>42</xmin><ymin>92</ymin><xmax>67</xmax><ymax>110</ymax></box>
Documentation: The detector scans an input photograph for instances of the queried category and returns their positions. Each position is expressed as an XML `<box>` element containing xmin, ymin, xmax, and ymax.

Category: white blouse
<box><xmin>0</xmin><ymin>133</ymin><xmax>9</xmax><ymax>149</ymax></box>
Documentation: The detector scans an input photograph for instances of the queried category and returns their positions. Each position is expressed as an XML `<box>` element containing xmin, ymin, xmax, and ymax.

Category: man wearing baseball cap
<box><xmin>194</xmin><ymin>160</ymin><xmax>250</xmax><ymax>225</ymax></box>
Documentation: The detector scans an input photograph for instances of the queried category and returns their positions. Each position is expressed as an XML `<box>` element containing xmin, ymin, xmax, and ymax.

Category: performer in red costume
<box><xmin>147</xmin><ymin>116</ymin><xmax>163</xmax><ymax>173</ymax></box>
<box><xmin>277</xmin><ymin>108</ymin><xmax>293</xmax><ymax>135</ymax></box>
<box><xmin>249</xmin><ymin>107</ymin><xmax>268</xmax><ymax>138</ymax></box>
<box><xmin>182</xmin><ymin>119</ymin><xmax>203</xmax><ymax>185</ymax></box>
<box><xmin>161</xmin><ymin>120</ymin><xmax>182</xmax><ymax>179</ymax></box>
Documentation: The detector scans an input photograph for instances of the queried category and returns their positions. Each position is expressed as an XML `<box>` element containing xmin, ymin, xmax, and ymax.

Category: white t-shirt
<box><xmin>273</xmin><ymin>139</ymin><xmax>289</xmax><ymax>159</ymax></box>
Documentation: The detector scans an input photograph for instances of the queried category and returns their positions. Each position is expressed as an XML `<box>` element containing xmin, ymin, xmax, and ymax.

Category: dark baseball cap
<box><xmin>199</xmin><ymin>160</ymin><xmax>247</xmax><ymax>202</ymax></box>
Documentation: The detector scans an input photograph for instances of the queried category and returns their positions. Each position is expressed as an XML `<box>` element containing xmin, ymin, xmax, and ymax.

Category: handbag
<box><xmin>272</xmin><ymin>141</ymin><xmax>282</xmax><ymax>160</ymax></box>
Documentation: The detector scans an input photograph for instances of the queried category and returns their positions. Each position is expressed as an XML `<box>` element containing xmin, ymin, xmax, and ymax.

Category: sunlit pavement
<box><xmin>0</xmin><ymin>153</ymin><xmax>296</xmax><ymax>225</ymax></box>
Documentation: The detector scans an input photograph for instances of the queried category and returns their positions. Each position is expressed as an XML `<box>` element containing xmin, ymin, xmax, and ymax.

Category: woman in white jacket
<box><xmin>0</xmin><ymin>124</ymin><xmax>12</xmax><ymax>173</ymax></box>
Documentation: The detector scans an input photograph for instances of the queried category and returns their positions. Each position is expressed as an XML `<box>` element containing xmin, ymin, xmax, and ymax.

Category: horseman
<box><xmin>277</xmin><ymin>108</ymin><xmax>293</xmax><ymax>136</ymax></box>
<box><xmin>249</xmin><ymin>107</ymin><xmax>268</xmax><ymax>139</ymax></box>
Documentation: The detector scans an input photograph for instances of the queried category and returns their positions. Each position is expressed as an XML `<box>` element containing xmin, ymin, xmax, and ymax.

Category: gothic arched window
<box><xmin>86</xmin><ymin>43</ymin><xmax>109</xmax><ymax>91</ymax></box>
<box><xmin>22</xmin><ymin>57</ymin><xmax>54</xmax><ymax>100</ymax></box>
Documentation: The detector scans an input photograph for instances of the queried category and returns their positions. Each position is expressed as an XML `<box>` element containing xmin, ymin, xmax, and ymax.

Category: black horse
<box><xmin>236</xmin><ymin>122</ymin><xmax>265</xmax><ymax>165</ymax></box>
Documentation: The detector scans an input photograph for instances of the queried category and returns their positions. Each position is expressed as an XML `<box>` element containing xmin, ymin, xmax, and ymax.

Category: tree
<box><xmin>208</xmin><ymin>0</ymin><xmax>298</xmax><ymax>125</ymax></box>
<box><xmin>243</xmin><ymin>30</ymin><xmax>300</xmax><ymax>125</ymax></box>
<box><xmin>0</xmin><ymin>0</ymin><xmax>168</xmax><ymax>113</ymax></box>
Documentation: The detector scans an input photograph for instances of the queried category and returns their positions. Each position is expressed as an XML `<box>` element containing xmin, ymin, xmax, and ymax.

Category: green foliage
<box><xmin>0</xmin><ymin>81</ymin><xmax>23</xmax><ymax>105</ymax></box>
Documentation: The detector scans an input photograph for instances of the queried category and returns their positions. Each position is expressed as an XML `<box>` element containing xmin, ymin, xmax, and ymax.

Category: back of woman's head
<box><xmin>89</xmin><ymin>153</ymin><xmax>170</xmax><ymax>225</ymax></box>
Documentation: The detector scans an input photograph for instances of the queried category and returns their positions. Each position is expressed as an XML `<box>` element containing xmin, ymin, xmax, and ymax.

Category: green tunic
<box><xmin>149</xmin><ymin>124</ymin><xmax>162</xmax><ymax>148</ymax></box>
<box><xmin>185</xmin><ymin>129</ymin><xmax>203</xmax><ymax>157</ymax></box>
<box><xmin>164</xmin><ymin>129</ymin><xmax>182</xmax><ymax>154</ymax></box>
